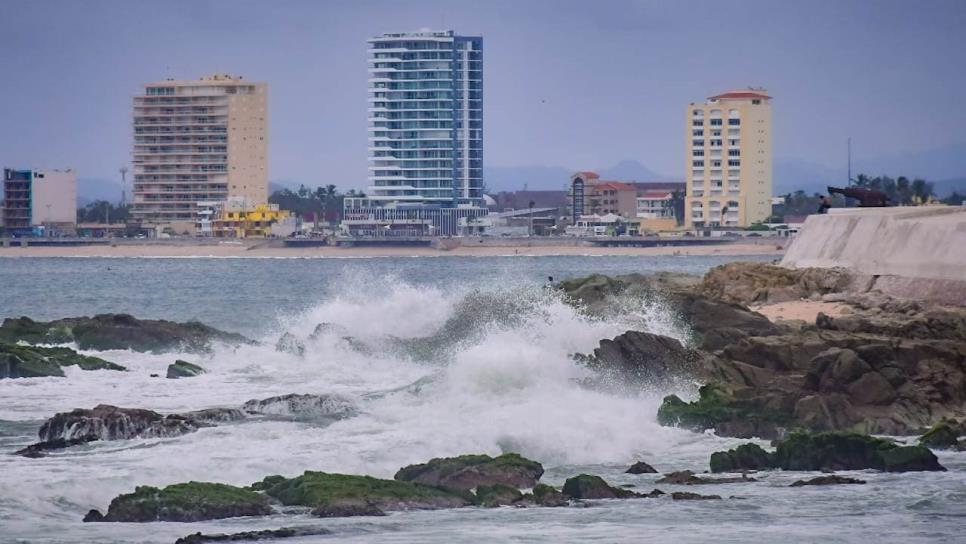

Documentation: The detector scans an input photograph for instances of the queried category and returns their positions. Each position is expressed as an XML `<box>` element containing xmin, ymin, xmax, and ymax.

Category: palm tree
<box><xmin>896</xmin><ymin>176</ymin><xmax>911</xmax><ymax>205</ymax></box>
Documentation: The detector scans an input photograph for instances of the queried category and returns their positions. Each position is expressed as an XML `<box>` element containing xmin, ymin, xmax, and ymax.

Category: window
<box><xmin>712</xmin><ymin>160</ymin><xmax>722</xmax><ymax>168</ymax></box>
<box><xmin>693</xmin><ymin>150</ymin><xmax>704</xmax><ymax>157</ymax></box>
<box><xmin>728</xmin><ymin>149</ymin><xmax>740</xmax><ymax>157</ymax></box>
<box><xmin>692</xmin><ymin>130</ymin><xmax>703</xmax><ymax>136</ymax></box>
<box><xmin>710</xmin><ymin>119</ymin><xmax>722</xmax><ymax>126</ymax></box>
<box><xmin>710</xmin><ymin>139</ymin><xmax>722</xmax><ymax>146</ymax></box>
<box><xmin>752</xmin><ymin>99</ymin><xmax>761</xmax><ymax>105</ymax></box>
<box><xmin>692</xmin><ymin>120</ymin><xmax>703</xmax><ymax>127</ymax></box>
<box><xmin>692</xmin><ymin>139</ymin><xmax>704</xmax><ymax>147</ymax></box>
<box><xmin>729</xmin><ymin>160</ymin><xmax>741</xmax><ymax>167</ymax></box>
<box><xmin>728</xmin><ymin>119</ymin><xmax>741</xmax><ymax>126</ymax></box>
<box><xmin>692</xmin><ymin>160</ymin><xmax>704</xmax><ymax>167</ymax></box>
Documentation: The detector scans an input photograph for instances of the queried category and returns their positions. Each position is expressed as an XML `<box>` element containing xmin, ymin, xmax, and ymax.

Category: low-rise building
<box><xmin>196</xmin><ymin>197</ymin><xmax>291</xmax><ymax>238</ymax></box>
<box><xmin>568</xmin><ymin>171</ymin><xmax>684</xmax><ymax>228</ymax></box>
<box><xmin>2</xmin><ymin>168</ymin><xmax>77</xmax><ymax>236</ymax></box>
<box><xmin>636</xmin><ymin>190</ymin><xmax>678</xmax><ymax>231</ymax></box>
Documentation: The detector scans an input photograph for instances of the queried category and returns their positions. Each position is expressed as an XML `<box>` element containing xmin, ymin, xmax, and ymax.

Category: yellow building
<box><xmin>685</xmin><ymin>88</ymin><xmax>772</xmax><ymax>228</ymax></box>
<box><xmin>211</xmin><ymin>202</ymin><xmax>290</xmax><ymax>238</ymax></box>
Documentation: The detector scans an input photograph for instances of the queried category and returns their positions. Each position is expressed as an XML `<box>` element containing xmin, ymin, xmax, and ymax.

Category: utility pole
<box><xmin>528</xmin><ymin>200</ymin><xmax>535</xmax><ymax>237</ymax></box>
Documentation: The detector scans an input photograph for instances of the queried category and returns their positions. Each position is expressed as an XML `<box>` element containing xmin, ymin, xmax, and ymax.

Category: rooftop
<box><xmin>708</xmin><ymin>88</ymin><xmax>772</xmax><ymax>101</ymax></box>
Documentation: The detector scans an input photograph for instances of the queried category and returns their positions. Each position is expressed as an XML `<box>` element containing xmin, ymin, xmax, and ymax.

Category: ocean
<box><xmin>0</xmin><ymin>255</ymin><xmax>962</xmax><ymax>543</ymax></box>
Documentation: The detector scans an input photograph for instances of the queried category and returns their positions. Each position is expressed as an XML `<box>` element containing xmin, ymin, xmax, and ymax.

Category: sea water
<box><xmin>0</xmin><ymin>255</ymin><xmax>962</xmax><ymax>543</ymax></box>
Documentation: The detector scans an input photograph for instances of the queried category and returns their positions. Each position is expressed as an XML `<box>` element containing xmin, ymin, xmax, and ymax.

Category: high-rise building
<box><xmin>343</xmin><ymin>30</ymin><xmax>486</xmax><ymax>236</ymax></box>
<box><xmin>2</xmin><ymin>168</ymin><xmax>76</xmax><ymax>235</ymax></box>
<box><xmin>685</xmin><ymin>88</ymin><xmax>772</xmax><ymax>228</ymax></box>
<box><xmin>131</xmin><ymin>74</ymin><xmax>267</xmax><ymax>228</ymax></box>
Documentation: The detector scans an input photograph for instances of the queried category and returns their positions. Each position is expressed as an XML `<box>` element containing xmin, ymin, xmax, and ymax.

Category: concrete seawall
<box><xmin>782</xmin><ymin>206</ymin><xmax>966</xmax><ymax>303</ymax></box>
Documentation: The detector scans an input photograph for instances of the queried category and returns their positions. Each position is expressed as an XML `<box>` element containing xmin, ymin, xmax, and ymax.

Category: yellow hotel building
<box><xmin>685</xmin><ymin>88</ymin><xmax>772</xmax><ymax>228</ymax></box>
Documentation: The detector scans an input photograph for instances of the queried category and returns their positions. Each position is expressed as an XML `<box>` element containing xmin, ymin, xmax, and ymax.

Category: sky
<box><xmin>1</xmin><ymin>0</ymin><xmax>965</xmax><ymax>191</ymax></box>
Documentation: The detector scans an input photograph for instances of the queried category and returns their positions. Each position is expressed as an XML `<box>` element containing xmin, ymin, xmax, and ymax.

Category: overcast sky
<box><xmin>1</xmin><ymin>0</ymin><xmax>964</xmax><ymax>188</ymax></box>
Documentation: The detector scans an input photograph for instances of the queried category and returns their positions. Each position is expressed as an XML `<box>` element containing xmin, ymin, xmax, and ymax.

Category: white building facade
<box><xmin>346</xmin><ymin>30</ymin><xmax>486</xmax><ymax>236</ymax></box>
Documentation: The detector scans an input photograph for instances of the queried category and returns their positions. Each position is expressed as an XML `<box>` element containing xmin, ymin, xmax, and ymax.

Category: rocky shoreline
<box><xmin>2</xmin><ymin>261</ymin><xmax>964</xmax><ymax>542</ymax></box>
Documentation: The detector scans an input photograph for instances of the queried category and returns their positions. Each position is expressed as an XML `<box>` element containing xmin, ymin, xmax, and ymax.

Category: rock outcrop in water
<box><xmin>0</xmin><ymin>314</ymin><xmax>251</xmax><ymax>353</ymax></box>
<box><xmin>561</xmin><ymin>474</ymin><xmax>641</xmax><ymax>499</ymax></box>
<box><xmin>176</xmin><ymin>527</ymin><xmax>332</xmax><ymax>544</ymax></box>
<box><xmin>708</xmin><ymin>431</ymin><xmax>946</xmax><ymax>473</ymax></box>
<box><xmin>167</xmin><ymin>360</ymin><xmax>205</xmax><ymax>379</ymax></box>
<box><xmin>918</xmin><ymin>419</ymin><xmax>966</xmax><ymax>450</ymax></box>
<box><xmin>241</xmin><ymin>393</ymin><xmax>358</xmax><ymax>420</ymax></box>
<box><xmin>16</xmin><ymin>394</ymin><xmax>353</xmax><ymax>457</ymax></box>
<box><xmin>790</xmin><ymin>475</ymin><xmax>866</xmax><ymax>487</ymax></box>
<box><xmin>83</xmin><ymin>482</ymin><xmax>271</xmax><ymax>522</ymax></box>
<box><xmin>0</xmin><ymin>343</ymin><xmax>126</xmax><ymax>378</ymax></box>
<box><xmin>394</xmin><ymin>453</ymin><xmax>544</xmax><ymax>491</ymax></box>
<box><xmin>563</xmin><ymin>262</ymin><xmax>966</xmax><ymax>438</ymax></box>
<box><xmin>254</xmin><ymin>471</ymin><xmax>472</xmax><ymax>514</ymax></box>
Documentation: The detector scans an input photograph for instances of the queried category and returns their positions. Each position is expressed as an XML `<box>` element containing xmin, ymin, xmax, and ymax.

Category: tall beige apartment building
<box><xmin>132</xmin><ymin>74</ymin><xmax>267</xmax><ymax>227</ymax></box>
<box><xmin>685</xmin><ymin>88</ymin><xmax>772</xmax><ymax>228</ymax></box>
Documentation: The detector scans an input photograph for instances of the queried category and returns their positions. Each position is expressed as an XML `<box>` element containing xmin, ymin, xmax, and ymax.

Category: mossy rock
<box><xmin>86</xmin><ymin>482</ymin><xmax>271</xmax><ymax>522</ymax></box>
<box><xmin>394</xmin><ymin>452</ymin><xmax>543</xmax><ymax>491</ymax></box>
<box><xmin>0</xmin><ymin>343</ymin><xmax>125</xmax><ymax>379</ymax></box>
<box><xmin>531</xmin><ymin>483</ymin><xmax>567</xmax><ymax>507</ymax></box>
<box><xmin>475</xmin><ymin>484</ymin><xmax>523</xmax><ymax>507</ymax></box>
<box><xmin>879</xmin><ymin>445</ymin><xmax>946</xmax><ymax>472</ymax></box>
<box><xmin>657</xmin><ymin>383</ymin><xmax>792</xmax><ymax>439</ymax></box>
<box><xmin>773</xmin><ymin>431</ymin><xmax>946</xmax><ymax>472</ymax></box>
<box><xmin>709</xmin><ymin>443</ymin><xmax>776</xmax><ymax>473</ymax></box>
<box><xmin>255</xmin><ymin>471</ymin><xmax>472</xmax><ymax>512</ymax></box>
<box><xmin>561</xmin><ymin>474</ymin><xmax>638</xmax><ymax>499</ymax></box>
<box><xmin>0</xmin><ymin>317</ymin><xmax>74</xmax><ymax>345</ymax></box>
<box><xmin>918</xmin><ymin>420</ymin><xmax>963</xmax><ymax>450</ymax></box>
<box><xmin>167</xmin><ymin>360</ymin><xmax>205</xmax><ymax>379</ymax></box>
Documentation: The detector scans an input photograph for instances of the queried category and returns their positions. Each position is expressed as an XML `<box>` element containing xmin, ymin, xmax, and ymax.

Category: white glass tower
<box><xmin>367</xmin><ymin>30</ymin><xmax>483</xmax><ymax>207</ymax></box>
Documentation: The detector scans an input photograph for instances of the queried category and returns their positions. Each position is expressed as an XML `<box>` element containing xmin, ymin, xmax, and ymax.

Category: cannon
<box><xmin>827</xmin><ymin>186</ymin><xmax>890</xmax><ymax>207</ymax></box>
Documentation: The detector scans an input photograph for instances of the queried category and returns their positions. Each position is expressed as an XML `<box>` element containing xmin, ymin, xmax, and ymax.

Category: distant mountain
<box><xmin>597</xmin><ymin>159</ymin><xmax>676</xmax><ymax>182</ymax></box>
<box><xmin>484</xmin><ymin>160</ymin><xmax>674</xmax><ymax>192</ymax></box>
<box><xmin>773</xmin><ymin>159</ymin><xmax>845</xmax><ymax>196</ymax></box>
<box><xmin>76</xmin><ymin>177</ymin><xmax>123</xmax><ymax>206</ymax></box>
<box><xmin>483</xmin><ymin>165</ymin><xmax>573</xmax><ymax>192</ymax></box>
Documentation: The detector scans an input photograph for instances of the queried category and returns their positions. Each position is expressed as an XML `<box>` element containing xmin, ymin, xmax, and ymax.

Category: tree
<box><xmin>76</xmin><ymin>201</ymin><xmax>130</xmax><ymax>223</ymax></box>
<box><xmin>911</xmin><ymin>178</ymin><xmax>934</xmax><ymax>203</ymax></box>
<box><xmin>941</xmin><ymin>192</ymin><xmax>965</xmax><ymax>206</ymax></box>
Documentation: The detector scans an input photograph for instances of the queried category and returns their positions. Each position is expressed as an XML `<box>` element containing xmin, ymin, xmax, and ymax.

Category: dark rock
<box><xmin>773</xmin><ymin>431</ymin><xmax>946</xmax><ymax>472</ymax></box>
<box><xmin>312</xmin><ymin>499</ymin><xmax>386</xmax><ymax>517</ymax></box>
<box><xmin>671</xmin><ymin>491</ymin><xmax>721</xmax><ymax>501</ymax></box>
<box><xmin>242</xmin><ymin>393</ymin><xmax>358</xmax><ymax>421</ymax></box>
<box><xmin>656</xmin><ymin>470</ymin><xmax>755</xmax><ymax>485</ymax></box>
<box><xmin>166</xmin><ymin>360</ymin><xmax>205</xmax><ymax>379</ymax></box>
<box><xmin>274</xmin><ymin>333</ymin><xmax>305</xmax><ymax>357</ymax></box>
<box><xmin>0</xmin><ymin>342</ymin><xmax>126</xmax><ymax>379</ymax></box>
<box><xmin>582</xmin><ymin>331</ymin><xmax>715</xmax><ymax>388</ymax></box>
<box><xmin>709</xmin><ymin>443</ymin><xmax>776</xmax><ymax>473</ymax></box>
<box><xmin>0</xmin><ymin>314</ymin><xmax>251</xmax><ymax>354</ymax></box>
<box><xmin>561</xmin><ymin>474</ymin><xmax>638</xmax><ymax>499</ymax></box>
<box><xmin>39</xmin><ymin>404</ymin><xmax>199</xmax><ymax>443</ymax></box>
<box><xmin>790</xmin><ymin>475</ymin><xmax>866</xmax><ymax>487</ymax></box>
<box><xmin>918</xmin><ymin>419</ymin><xmax>965</xmax><ymax>450</ymax></box>
<box><xmin>86</xmin><ymin>482</ymin><xmax>271</xmax><ymax>522</ymax></box>
<box><xmin>181</xmin><ymin>408</ymin><xmax>247</xmax><ymax>425</ymax></box>
<box><xmin>531</xmin><ymin>483</ymin><xmax>568</xmax><ymax>507</ymax></box>
<box><xmin>15</xmin><ymin>437</ymin><xmax>90</xmax><ymax>458</ymax></box>
<box><xmin>625</xmin><ymin>461</ymin><xmax>658</xmax><ymax>474</ymax></box>
<box><xmin>175</xmin><ymin>526</ymin><xmax>331</xmax><ymax>544</ymax></box>
<box><xmin>394</xmin><ymin>453</ymin><xmax>543</xmax><ymax>492</ymax></box>
<box><xmin>475</xmin><ymin>484</ymin><xmax>524</xmax><ymax>507</ymax></box>
<box><xmin>82</xmin><ymin>509</ymin><xmax>104</xmax><ymax>522</ymax></box>
<box><xmin>657</xmin><ymin>384</ymin><xmax>792</xmax><ymax>440</ymax></box>
<box><xmin>256</xmin><ymin>471</ymin><xmax>471</xmax><ymax>512</ymax></box>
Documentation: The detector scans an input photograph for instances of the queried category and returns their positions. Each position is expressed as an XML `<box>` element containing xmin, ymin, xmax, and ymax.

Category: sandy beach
<box><xmin>0</xmin><ymin>240</ymin><xmax>786</xmax><ymax>259</ymax></box>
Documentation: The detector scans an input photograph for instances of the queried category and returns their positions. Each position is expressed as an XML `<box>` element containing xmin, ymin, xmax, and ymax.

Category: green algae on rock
<box><xmin>84</xmin><ymin>482</ymin><xmax>271</xmax><ymax>522</ymax></box>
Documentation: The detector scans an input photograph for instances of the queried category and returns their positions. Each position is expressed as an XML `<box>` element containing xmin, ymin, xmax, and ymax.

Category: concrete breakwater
<box><xmin>781</xmin><ymin>206</ymin><xmax>966</xmax><ymax>303</ymax></box>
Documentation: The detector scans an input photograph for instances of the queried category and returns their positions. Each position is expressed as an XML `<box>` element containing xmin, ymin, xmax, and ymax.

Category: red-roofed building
<box><xmin>569</xmin><ymin>172</ymin><xmax>684</xmax><ymax>228</ymax></box>
<box><xmin>686</xmin><ymin>88</ymin><xmax>773</xmax><ymax>228</ymax></box>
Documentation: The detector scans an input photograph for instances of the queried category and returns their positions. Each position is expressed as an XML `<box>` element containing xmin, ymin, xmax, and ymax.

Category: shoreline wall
<box><xmin>782</xmin><ymin>206</ymin><xmax>966</xmax><ymax>302</ymax></box>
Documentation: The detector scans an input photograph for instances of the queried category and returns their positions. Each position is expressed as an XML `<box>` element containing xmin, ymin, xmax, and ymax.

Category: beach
<box><xmin>0</xmin><ymin>239</ymin><xmax>786</xmax><ymax>258</ymax></box>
